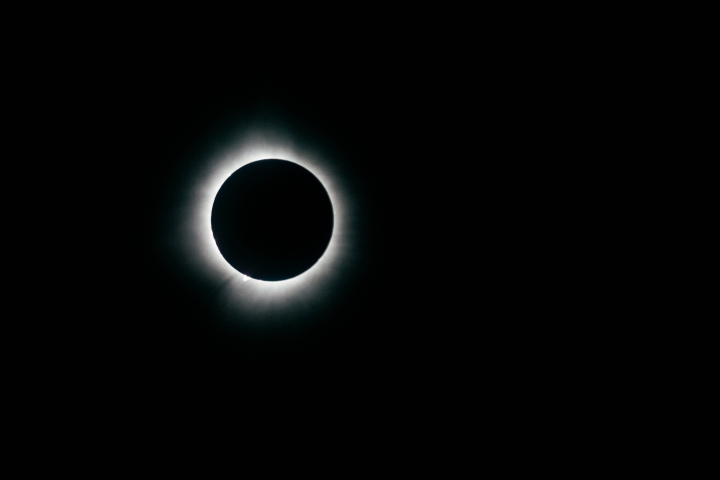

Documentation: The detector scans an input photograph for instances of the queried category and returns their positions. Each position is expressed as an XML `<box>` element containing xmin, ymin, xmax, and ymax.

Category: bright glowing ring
<box><xmin>168</xmin><ymin>127</ymin><xmax>358</xmax><ymax>326</ymax></box>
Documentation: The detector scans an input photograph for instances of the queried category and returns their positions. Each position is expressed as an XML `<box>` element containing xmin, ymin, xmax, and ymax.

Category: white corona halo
<box><xmin>172</xmin><ymin>127</ymin><xmax>357</xmax><ymax>325</ymax></box>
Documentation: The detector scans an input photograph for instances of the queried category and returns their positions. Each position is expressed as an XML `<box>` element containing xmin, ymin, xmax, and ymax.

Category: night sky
<box><xmin>24</xmin><ymin>20</ymin><xmax>707</xmax><ymax>475</ymax></box>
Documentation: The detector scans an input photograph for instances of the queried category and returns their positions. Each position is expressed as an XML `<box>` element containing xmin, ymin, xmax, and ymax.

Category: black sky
<box><xmin>22</xmin><ymin>18</ymin><xmax>707</xmax><ymax>474</ymax></box>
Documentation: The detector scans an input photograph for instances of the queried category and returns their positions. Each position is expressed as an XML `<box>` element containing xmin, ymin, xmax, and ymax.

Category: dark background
<box><xmin>21</xmin><ymin>15</ymin><xmax>709</xmax><ymax>474</ymax></box>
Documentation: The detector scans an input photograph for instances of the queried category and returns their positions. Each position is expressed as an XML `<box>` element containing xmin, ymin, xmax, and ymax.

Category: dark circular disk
<box><xmin>211</xmin><ymin>159</ymin><xmax>334</xmax><ymax>281</ymax></box>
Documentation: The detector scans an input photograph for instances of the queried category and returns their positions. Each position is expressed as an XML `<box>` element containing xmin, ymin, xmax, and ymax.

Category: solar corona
<box><xmin>171</xmin><ymin>128</ymin><xmax>357</xmax><ymax>325</ymax></box>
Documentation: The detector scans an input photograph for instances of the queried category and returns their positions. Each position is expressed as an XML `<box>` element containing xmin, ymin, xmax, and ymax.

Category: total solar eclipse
<box><xmin>170</xmin><ymin>127</ymin><xmax>356</xmax><ymax>324</ymax></box>
<box><xmin>211</xmin><ymin>159</ymin><xmax>334</xmax><ymax>281</ymax></box>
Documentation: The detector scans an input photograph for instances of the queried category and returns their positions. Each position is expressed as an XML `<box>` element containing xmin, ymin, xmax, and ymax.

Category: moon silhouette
<box><xmin>211</xmin><ymin>159</ymin><xmax>334</xmax><ymax>282</ymax></box>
